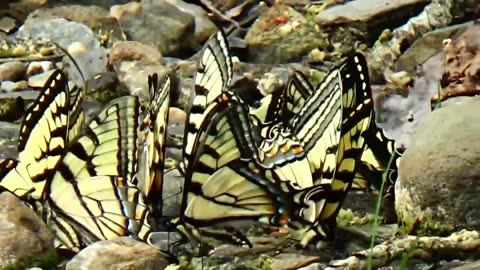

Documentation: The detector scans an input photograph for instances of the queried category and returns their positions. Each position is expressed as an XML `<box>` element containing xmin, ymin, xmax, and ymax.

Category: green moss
<box><xmin>337</xmin><ymin>208</ymin><xmax>378</xmax><ymax>227</ymax></box>
<box><xmin>0</xmin><ymin>97</ymin><xmax>24</xmax><ymax>122</ymax></box>
<box><xmin>0</xmin><ymin>249</ymin><xmax>59</xmax><ymax>270</ymax></box>
<box><xmin>397</xmin><ymin>214</ymin><xmax>455</xmax><ymax>237</ymax></box>
<box><xmin>254</xmin><ymin>254</ymin><xmax>273</xmax><ymax>270</ymax></box>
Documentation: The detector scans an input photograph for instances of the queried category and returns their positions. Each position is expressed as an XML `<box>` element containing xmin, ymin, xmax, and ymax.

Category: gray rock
<box><xmin>396</xmin><ymin>97</ymin><xmax>480</xmax><ymax>233</ymax></box>
<box><xmin>66</xmin><ymin>237</ymin><xmax>170</xmax><ymax>270</ymax></box>
<box><xmin>148</xmin><ymin>231</ymin><xmax>183</xmax><ymax>252</ymax></box>
<box><xmin>17</xmin><ymin>18</ymin><xmax>108</xmax><ymax>82</ymax></box>
<box><xmin>0</xmin><ymin>91</ymin><xmax>39</xmax><ymax>102</ymax></box>
<box><xmin>0</xmin><ymin>61</ymin><xmax>27</xmax><ymax>82</ymax></box>
<box><xmin>0</xmin><ymin>81</ymin><xmax>17</xmax><ymax>92</ymax></box>
<box><xmin>164</xmin><ymin>0</ymin><xmax>217</xmax><ymax>44</ymax></box>
<box><xmin>451</xmin><ymin>260</ymin><xmax>480</xmax><ymax>270</ymax></box>
<box><xmin>116</xmin><ymin>0</ymin><xmax>195</xmax><ymax>56</ymax></box>
<box><xmin>24</xmin><ymin>4</ymin><xmax>110</xmax><ymax>28</ymax></box>
<box><xmin>315</xmin><ymin>0</ymin><xmax>430</xmax><ymax>42</ymax></box>
<box><xmin>162</xmin><ymin>169</ymin><xmax>183</xmax><ymax>218</ymax></box>
<box><xmin>0</xmin><ymin>121</ymin><xmax>21</xmax><ymax>159</ymax></box>
<box><xmin>316</xmin><ymin>0</ymin><xmax>429</xmax><ymax>25</ymax></box>
<box><xmin>109</xmin><ymin>41</ymin><xmax>163</xmax><ymax>70</ymax></box>
<box><xmin>393</xmin><ymin>22</ymin><xmax>474</xmax><ymax>74</ymax></box>
<box><xmin>0</xmin><ymin>192</ymin><xmax>55</xmax><ymax>269</ymax></box>
<box><xmin>270</xmin><ymin>254</ymin><xmax>324</xmax><ymax>270</ymax></box>
<box><xmin>372</xmin><ymin>52</ymin><xmax>445</xmax><ymax>149</ymax></box>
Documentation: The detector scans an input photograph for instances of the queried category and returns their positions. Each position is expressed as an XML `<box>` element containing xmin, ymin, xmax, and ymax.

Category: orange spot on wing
<box><xmin>293</xmin><ymin>146</ymin><xmax>303</xmax><ymax>155</ymax></box>
<box><xmin>267</xmin><ymin>146</ymin><xmax>279</xmax><ymax>157</ymax></box>
<box><xmin>281</xmin><ymin>144</ymin><xmax>291</xmax><ymax>153</ymax></box>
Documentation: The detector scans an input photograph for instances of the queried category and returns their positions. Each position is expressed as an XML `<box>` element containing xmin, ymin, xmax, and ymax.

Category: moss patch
<box><xmin>0</xmin><ymin>249</ymin><xmax>59</xmax><ymax>270</ymax></box>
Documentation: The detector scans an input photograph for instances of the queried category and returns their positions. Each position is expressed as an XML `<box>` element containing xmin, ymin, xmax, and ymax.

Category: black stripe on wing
<box><xmin>66</xmin><ymin>80</ymin><xmax>86</xmax><ymax>143</ymax></box>
<box><xmin>352</xmin><ymin>127</ymin><xmax>402</xmax><ymax>192</ymax></box>
<box><xmin>283</xmin><ymin>71</ymin><xmax>314</xmax><ymax>122</ymax></box>
<box><xmin>286</xmin><ymin>61</ymin><xmax>401</xmax><ymax>195</ymax></box>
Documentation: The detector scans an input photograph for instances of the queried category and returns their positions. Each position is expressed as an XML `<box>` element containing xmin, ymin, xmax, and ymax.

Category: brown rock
<box><xmin>315</xmin><ymin>0</ymin><xmax>430</xmax><ymax>44</ymax></box>
<box><xmin>24</xmin><ymin>4</ymin><xmax>109</xmax><ymax>28</ymax></box>
<box><xmin>109</xmin><ymin>41</ymin><xmax>163</xmax><ymax>69</ymax></box>
<box><xmin>245</xmin><ymin>4</ymin><xmax>327</xmax><ymax>64</ymax></box>
<box><xmin>0</xmin><ymin>61</ymin><xmax>27</xmax><ymax>82</ymax></box>
<box><xmin>110</xmin><ymin>2</ymin><xmax>142</xmax><ymax>21</ymax></box>
<box><xmin>115</xmin><ymin>0</ymin><xmax>195</xmax><ymax>56</ymax></box>
<box><xmin>0</xmin><ymin>192</ymin><xmax>55</xmax><ymax>268</ymax></box>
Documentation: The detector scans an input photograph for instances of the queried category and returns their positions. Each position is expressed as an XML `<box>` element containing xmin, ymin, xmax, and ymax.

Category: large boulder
<box><xmin>396</xmin><ymin>97</ymin><xmax>480</xmax><ymax>234</ymax></box>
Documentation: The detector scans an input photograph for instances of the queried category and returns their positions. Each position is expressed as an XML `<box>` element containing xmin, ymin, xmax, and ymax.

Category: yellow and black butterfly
<box><xmin>267</xmin><ymin>68</ymin><xmax>402</xmax><ymax>197</ymax></box>
<box><xmin>0</xmin><ymin>70</ymin><xmax>83</xmax><ymax>205</ymax></box>
<box><xmin>135</xmin><ymin>73</ymin><xmax>171</xmax><ymax>214</ymax></box>
<box><xmin>0</xmin><ymin>69</ymin><xmax>164</xmax><ymax>251</ymax></box>
<box><xmin>245</xmin><ymin>54</ymin><xmax>376</xmax><ymax>245</ymax></box>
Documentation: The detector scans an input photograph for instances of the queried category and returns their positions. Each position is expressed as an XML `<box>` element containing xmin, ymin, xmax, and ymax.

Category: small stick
<box><xmin>0</xmin><ymin>54</ymin><xmax>65</xmax><ymax>63</ymax></box>
<box><xmin>198</xmin><ymin>0</ymin><xmax>242</xmax><ymax>29</ymax></box>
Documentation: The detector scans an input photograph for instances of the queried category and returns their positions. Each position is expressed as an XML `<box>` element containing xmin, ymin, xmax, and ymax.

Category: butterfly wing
<box><xmin>0</xmin><ymin>70</ymin><xmax>71</xmax><ymax>201</ymax></box>
<box><xmin>45</xmin><ymin>95</ymin><xmax>152</xmax><ymax>250</ymax></box>
<box><xmin>183</xmin><ymin>30</ymin><xmax>233</xmax><ymax>168</ymax></box>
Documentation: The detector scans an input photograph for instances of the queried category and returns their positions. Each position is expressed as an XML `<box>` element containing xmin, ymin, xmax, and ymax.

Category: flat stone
<box><xmin>315</xmin><ymin>0</ymin><xmax>430</xmax><ymax>25</ymax></box>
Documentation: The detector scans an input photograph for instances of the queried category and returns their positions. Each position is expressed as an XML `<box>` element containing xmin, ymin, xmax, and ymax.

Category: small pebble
<box><xmin>0</xmin><ymin>81</ymin><xmax>16</xmax><ymax>92</ymax></box>
<box><xmin>110</xmin><ymin>2</ymin><xmax>143</xmax><ymax>20</ymax></box>
<box><xmin>257</xmin><ymin>73</ymin><xmax>280</xmax><ymax>95</ymax></box>
<box><xmin>68</xmin><ymin>42</ymin><xmax>88</xmax><ymax>56</ymax></box>
<box><xmin>308</xmin><ymin>48</ymin><xmax>325</xmax><ymax>62</ymax></box>
<box><xmin>168</xmin><ymin>107</ymin><xmax>187</xmax><ymax>123</ymax></box>
<box><xmin>27</xmin><ymin>61</ymin><xmax>54</xmax><ymax>76</ymax></box>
